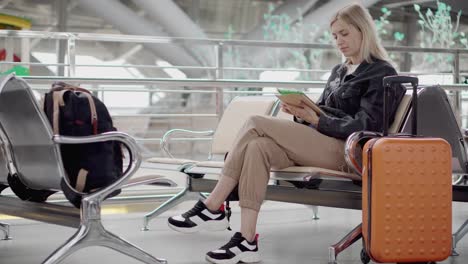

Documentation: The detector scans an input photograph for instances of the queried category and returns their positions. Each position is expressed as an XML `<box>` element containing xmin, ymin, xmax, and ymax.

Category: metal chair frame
<box><xmin>0</xmin><ymin>74</ymin><xmax>167</xmax><ymax>264</ymax></box>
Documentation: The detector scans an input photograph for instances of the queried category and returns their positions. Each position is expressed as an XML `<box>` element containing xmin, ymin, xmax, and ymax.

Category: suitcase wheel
<box><xmin>360</xmin><ymin>248</ymin><xmax>370</xmax><ymax>264</ymax></box>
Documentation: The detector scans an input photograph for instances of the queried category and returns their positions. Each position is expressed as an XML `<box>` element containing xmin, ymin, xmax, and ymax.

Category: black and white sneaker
<box><xmin>205</xmin><ymin>232</ymin><xmax>260</xmax><ymax>264</ymax></box>
<box><xmin>168</xmin><ymin>200</ymin><xmax>229</xmax><ymax>233</ymax></box>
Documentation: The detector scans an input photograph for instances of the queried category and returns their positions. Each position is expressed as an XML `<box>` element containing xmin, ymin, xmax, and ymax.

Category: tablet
<box><xmin>276</xmin><ymin>89</ymin><xmax>323</xmax><ymax>115</ymax></box>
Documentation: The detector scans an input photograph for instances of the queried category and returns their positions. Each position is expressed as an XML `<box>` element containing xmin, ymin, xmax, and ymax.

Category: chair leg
<box><xmin>309</xmin><ymin>205</ymin><xmax>319</xmax><ymax>220</ymax></box>
<box><xmin>42</xmin><ymin>224</ymin><xmax>89</xmax><ymax>264</ymax></box>
<box><xmin>44</xmin><ymin>209</ymin><xmax>166</xmax><ymax>264</ymax></box>
<box><xmin>452</xmin><ymin>218</ymin><xmax>468</xmax><ymax>256</ymax></box>
<box><xmin>142</xmin><ymin>188</ymin><xmax>206</xmax><ymax>231</ymax></box>
<box><xmin>328</xmin><ymin>224</ymin><xmax>362</xmax><ymax>264</ymax></box>
<box><xmin>0</xmin><ymin>222</ymin><xmax>11</xmax><ymax>240</ymax></box>
<box><xmin>43</xmin><ymin>219</ymin><xmax>166</xmax><ymax>264</ymax></box>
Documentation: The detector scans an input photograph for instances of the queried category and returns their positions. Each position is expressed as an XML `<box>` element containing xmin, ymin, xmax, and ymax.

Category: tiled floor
<box><xmin>0</xmin><ymin>200</ymin><xmax>467</xmax><ymax>264</ymax></box>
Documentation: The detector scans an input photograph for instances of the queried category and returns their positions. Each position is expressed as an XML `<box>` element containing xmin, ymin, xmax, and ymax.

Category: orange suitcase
<box><xmin>362</xmin><ymin>76</ymin><xmax>452</xmax><ymax>263</ymax></box>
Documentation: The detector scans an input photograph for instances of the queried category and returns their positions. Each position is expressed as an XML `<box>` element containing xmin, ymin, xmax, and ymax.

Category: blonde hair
<box><xmin>330</xmin><ymin>3</ymin><xmax>389</xmax><ymax>63</ymax></box>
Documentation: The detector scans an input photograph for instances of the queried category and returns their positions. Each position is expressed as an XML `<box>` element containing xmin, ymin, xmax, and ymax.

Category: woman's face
<box><xmin>331</xmin><ymin>18</ymin><xmax>363</xmax><ymax>63</ymax></box>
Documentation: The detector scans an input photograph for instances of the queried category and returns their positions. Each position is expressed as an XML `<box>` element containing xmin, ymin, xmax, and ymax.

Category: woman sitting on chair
<box><xmin>167</xmin><ymin>3</ymin><xmax>405</xmax><ymax>264</ymax></box>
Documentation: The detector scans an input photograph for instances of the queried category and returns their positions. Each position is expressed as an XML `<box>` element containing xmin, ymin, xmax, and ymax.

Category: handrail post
<box><xmin>67</xmin><ymin>36</ymin><xmax>76</xmax><ymax>78</ymax></box>
<box><xmin>2</xmin><ymin>37</ymin><xmax>14</xmax><ymax>73</ymax></box>
<box><xmin>453</xmin><ymin>50</ymin><xmax>462</xmax><ymax>126</ymax></box>
<box><xmin>215</xmin><ymin>42</ymin><xmax>224</xmax><ymax>120</ymax></box>
<box><xmin>215</xmin><ymin>42</ymin><xmax>224</xmax><ymax>80</ymax></box>
<box><xmin>56</xmin><ymin>0</ymin><xmax>68</xmax><ymax>77</ymax></box>
<box><xmin>21</xmin><ymin>38</ymin><xmax>30</xmax><ymax>73</ymax></box>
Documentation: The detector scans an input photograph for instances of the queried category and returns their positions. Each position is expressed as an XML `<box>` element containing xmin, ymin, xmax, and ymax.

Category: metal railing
<box><xmin>2</xmin><ymin>30</ymin><xmax>468</xmax><ymax>158</ymax></box>
<box><xmin>2</xmin><ymin>30</ymin><xmax>468</xmax><ymax>79</ymax></box>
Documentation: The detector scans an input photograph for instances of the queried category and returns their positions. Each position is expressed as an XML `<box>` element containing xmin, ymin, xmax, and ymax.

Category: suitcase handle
<box><xmin>382</xmin><ymin>75</ymin><xmax>418</xmax><ymax>136</ymax></box>
<box><xmin>383</xmin><ymin>76</ymin><xmax>418</xmax><ymax>88</ymax></box>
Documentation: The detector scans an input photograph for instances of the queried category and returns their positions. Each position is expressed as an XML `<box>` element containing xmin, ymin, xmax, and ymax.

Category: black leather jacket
<box><xmin>302</xmin><ymin>58</ymin><xmax>405</xmax><ymax>139</ymax></box>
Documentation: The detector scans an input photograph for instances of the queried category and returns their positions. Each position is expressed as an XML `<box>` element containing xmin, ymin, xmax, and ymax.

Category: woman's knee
<box><xmin>245</xmin><ymin>137</ymin><xmax>271</xmax><ymax>155</ymax></box>
<box><xmin>246</xmin><ymin>115</ymin><xmax>270</xmax><ymax>128</ymax></box>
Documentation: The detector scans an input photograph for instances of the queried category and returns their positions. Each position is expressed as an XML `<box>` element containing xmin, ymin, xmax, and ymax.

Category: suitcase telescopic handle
<box><xmin>383</xmin><ymin>76</ymin><xmax>418</xmax><ymax>88</ymax></box>
<box><xmin>382</xmin><ymin>75</ymin><xmax>419</xmax><ymax>136</ymax></box>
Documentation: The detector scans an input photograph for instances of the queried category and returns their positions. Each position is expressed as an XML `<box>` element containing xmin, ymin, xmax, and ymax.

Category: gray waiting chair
<box><xmin>0</xmin><ymin>74</ymin><xmax>167</xmax><ymax>264</ymax></box>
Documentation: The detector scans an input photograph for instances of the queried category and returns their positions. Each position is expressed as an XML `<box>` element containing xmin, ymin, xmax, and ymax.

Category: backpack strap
<box><xmin>75</xmin><ymin>168</ymin><xmax>88</xmax><ymax>192</ymax></box>
<box><xmin>80</xmin><ymin>92</ymin><xmax>98</xmax><ymax>134</ymax></box>
<box><xmin>52</xmin><ymin>90</ymin><xmax>67</xmax><ymax>134</ymax></box>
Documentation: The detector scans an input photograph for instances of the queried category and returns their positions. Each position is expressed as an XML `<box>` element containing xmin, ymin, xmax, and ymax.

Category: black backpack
<box><xmin>43</xmin><ymin>82</ymin><xmax>123</xmax><ymax>207</ymax></box>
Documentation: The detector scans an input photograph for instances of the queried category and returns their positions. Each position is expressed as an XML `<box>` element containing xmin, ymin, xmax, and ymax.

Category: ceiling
<box><xmin>1</xmin><ymin>0</ymin><xmax>468</xmax><ymax>78</ymax></box>
<box><xmin>3</xmin><ymin>0</ymin><xmax>467</xmax><ymax>36</ymax></box>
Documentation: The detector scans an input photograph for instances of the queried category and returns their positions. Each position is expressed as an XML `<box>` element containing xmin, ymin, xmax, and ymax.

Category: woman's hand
<box><xmin>281</xmin><ymin>102</ymin><xmax>320</xmax><ymax>126</ymax></box>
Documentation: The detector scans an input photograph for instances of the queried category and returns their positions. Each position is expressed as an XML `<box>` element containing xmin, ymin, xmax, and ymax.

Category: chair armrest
<box><xmin>161</xmin><ymin>128</ymin><xmax>214</xmax><ymax>158</ymax></box>
<box><xmin>344</xmin><ymin>131</ymin><xmax>381</xmax><ymax>176</ymax></box>
<box><xmin>52</xmin><ymin>131</ymin><xmax>141</xmax><ymax>205</ymax></box>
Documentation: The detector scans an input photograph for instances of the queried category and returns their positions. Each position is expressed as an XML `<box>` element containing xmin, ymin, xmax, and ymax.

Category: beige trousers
<box><xmin>221</xmin><ymin>115</ymin><xmax>347</xmax><ymax>211</ymax></box>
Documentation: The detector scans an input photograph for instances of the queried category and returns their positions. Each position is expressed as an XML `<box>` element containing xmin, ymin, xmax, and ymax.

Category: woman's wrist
<box><xmin>295</xmin><ymin>116</ymin><xmax>305</xmax><ymax>123</ymax></box>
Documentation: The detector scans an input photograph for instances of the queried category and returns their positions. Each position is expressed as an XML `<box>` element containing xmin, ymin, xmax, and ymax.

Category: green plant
<box><xmin>374</xmin><ymin>7</ymin><xmax>405</xmax><ymax>62</ymax></box>
<box><xmin>414</xmin><ymin>1</ymin><xmax>462</xmax><ymax>70</ymax></box>
<box><xmin>375</xmin><ymin>7</ymin><xmax>392</xmax><ymax>38</ymax></box>
<box><xmin>415</xmin><ymin>1</ymin><xmax>461</xmax><ymax>48</ymax></box>
<box><xmin>221</xmin><ymin>2</ymin><xmax>447</xmax><ymax>81</ymax></box>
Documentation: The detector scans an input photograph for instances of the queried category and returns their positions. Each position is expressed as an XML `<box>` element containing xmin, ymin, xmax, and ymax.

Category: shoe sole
<box><xmin>168</xmin><ymin>218</ymin><xmax>229</xmax><ymax>234</ymax></box>
<box><xmin>205</xmin><ymin>251</ymin><xmax>261</xmax><ymax>264</ymax></box>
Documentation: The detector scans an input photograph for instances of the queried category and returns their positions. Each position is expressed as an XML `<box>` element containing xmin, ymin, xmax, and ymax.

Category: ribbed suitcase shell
<box><xmin>362</xmin><ymin>137</ymin><xmax>452</xmax><ymax>263</ymax></box>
